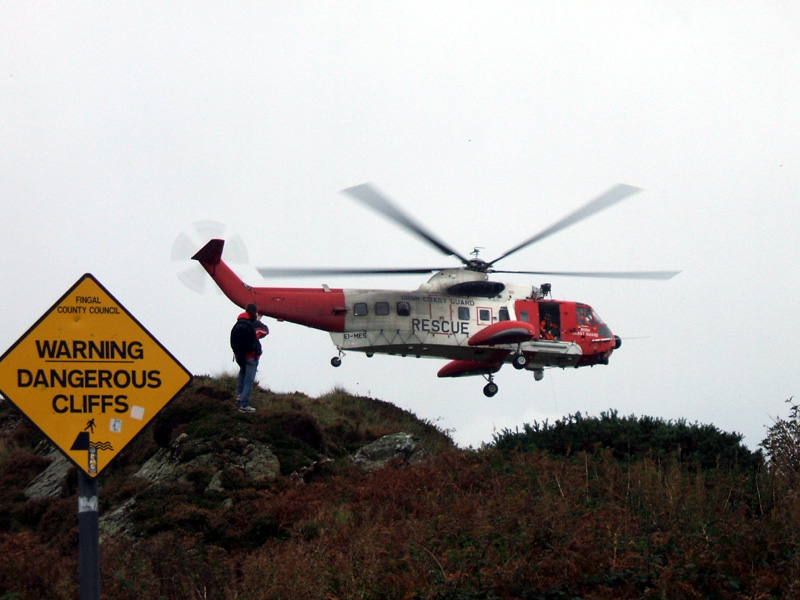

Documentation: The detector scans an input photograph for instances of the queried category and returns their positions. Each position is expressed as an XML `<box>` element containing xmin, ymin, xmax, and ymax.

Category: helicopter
<box><xmin>192</xmin><ymin>183</ymin><xmax>679</xmax><ymax>397</ymax></box>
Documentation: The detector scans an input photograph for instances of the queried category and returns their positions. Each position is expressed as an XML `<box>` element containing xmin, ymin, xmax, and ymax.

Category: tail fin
<box><xmin>191</xmin><ymin>239</ymin><xmax>252</xmax><ymax>308</ymax></box>
<box><xmin>192</xmin><ymin>239</ymin><xmax>224</xmax><ymax>266</ymax></box>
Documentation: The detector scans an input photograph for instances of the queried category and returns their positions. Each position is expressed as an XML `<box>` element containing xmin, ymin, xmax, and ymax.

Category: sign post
<box><xmin>0</xmin><ymin>274</ymin><xmax>192</xmax><ymax>598</ymax></box>
<box><xmin>78</xmin><ymin>473</ymin><xmax>99</xmax><ymax>600</ymax></box>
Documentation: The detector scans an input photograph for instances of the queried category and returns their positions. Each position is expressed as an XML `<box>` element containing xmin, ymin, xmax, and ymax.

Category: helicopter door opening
<box><xmin>538</xmin><ymin>303</ymin><xmax>560</xmax><ymax>341</ymax></box>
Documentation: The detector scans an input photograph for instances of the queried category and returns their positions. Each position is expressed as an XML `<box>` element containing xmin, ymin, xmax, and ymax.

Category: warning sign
<box><xmin>0</xmin><ymin>274</ymin><xmax>192</xmax><ymax>477</ymax></box>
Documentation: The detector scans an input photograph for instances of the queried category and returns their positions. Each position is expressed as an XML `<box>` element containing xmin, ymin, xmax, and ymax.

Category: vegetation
<box><xmin>0</xmin><ymin>378</ymin><xmax>799</xmax><ymax>599</ymax></box>
<box><xmin>493</xmin><ymin>409</ymin><xmax>763</xmax><ymax>473</ymax></box>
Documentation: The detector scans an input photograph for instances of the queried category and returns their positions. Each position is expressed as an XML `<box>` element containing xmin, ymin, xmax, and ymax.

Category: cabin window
<box><xmin>375</xmin><ymin>302</ymin><xmax>390</xmax><ymax>316</ymax></box>
<box><xmin>397</xmin><ymin>301</ymin><xmax>411</xmax><ymax>316</ymax></box>
<box><xmin>520</xmin><ymin>310</ymin><xmax>529</xmax><ymax>323</ymax></box>
<box><xmin>354</xmin><ymin>302</ymin><xmax>368</xmax><ymax>316</ymax></box>
<box><xmin>458</xmin><ymin>306</ymin><xmax>470</xmax><ymax>320</ymax></box>
<box><xmin>499</xmin><ymin>307</ymin><xmax>510</xmax><ymax>321</ymax></box>
<box><xmin>478</xmin><ymin>308</ymin><xmax>492</xmax><ymax>324</ymax></box>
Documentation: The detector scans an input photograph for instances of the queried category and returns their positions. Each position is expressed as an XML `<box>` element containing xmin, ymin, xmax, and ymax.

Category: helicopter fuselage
<box><xmin>329</xmin><ymin>286</ymin><xmax>616</xmax><ymax>368</ymax></box>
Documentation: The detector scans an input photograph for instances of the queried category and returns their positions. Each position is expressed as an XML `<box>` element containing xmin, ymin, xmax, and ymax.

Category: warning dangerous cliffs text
<box><xmin>17</xmin><ymin>339</ymin><xmax>162</xmax><ymax>414</ymax></box>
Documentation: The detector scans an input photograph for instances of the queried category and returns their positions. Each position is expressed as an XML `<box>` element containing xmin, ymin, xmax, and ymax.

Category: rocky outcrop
<box><xmin>41</xmin><ymin>430</ymin><xmax>429</xmax><ymax>539</ymax></box>
<box><xmin>351</xmin><ymin>432</ymin><xmax>427</xmax><ymax>470</ymax></box>
<box><xmin>134</xmin><ymin>433</ymin><xmax>280</xmax><ymax>490</ymax></box>
<box><xmin>99</xmin><ymin>434</ymin><xmax>281</xmax><ymax>539</ymax></box>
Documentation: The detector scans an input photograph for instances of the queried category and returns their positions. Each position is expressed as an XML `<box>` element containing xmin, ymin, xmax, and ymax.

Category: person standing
<box><xmin>230</xmin><ymin>303</ymin><xmax>269</xmax><ymax>413</ymax></box>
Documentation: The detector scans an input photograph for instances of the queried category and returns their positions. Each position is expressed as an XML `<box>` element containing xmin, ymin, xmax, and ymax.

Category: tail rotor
<box><xmin>171</xmin><ymin>221</ymin><xmax>248</xmax><ymax>294</ymax></box>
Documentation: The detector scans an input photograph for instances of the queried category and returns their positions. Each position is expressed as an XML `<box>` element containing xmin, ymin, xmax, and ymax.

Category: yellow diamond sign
<box><xmin>0</xmin><ymin>274</ymin><xmax>192</xmax><ymax>477</ymax></box>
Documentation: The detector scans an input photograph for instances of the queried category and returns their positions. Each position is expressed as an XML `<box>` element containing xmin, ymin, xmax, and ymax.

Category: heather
<box><xmin>1</xmin><ymin>377</ymin><xmax>797</xmax><ymax>599</ymax></box>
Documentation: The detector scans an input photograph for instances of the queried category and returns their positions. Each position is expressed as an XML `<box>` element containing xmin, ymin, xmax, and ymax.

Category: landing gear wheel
<box><xmin>330</xmin><ymin>356</ymin><xmax>342</xmax><ymax>367</ymax></box>
<box><xmin>483</xmin><ymin>382</ymin><xmax>499</xmax><ymax>397</ymax></box>
<box><xmin>512</xmin><ymin>354</ymin><xmax>528</xmax><ymax>370</ymax></box>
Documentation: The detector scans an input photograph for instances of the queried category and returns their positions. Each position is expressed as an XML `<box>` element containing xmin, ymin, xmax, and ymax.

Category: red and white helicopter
<box><xmin>192</xmin><ymin>184</ymin><xmax>679</xmax><ymax>397</ymax></box>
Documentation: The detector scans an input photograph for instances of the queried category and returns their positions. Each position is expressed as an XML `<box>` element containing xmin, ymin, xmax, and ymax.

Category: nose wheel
<box><xmin>482</xmin><ymin>371</ymin><xmax>499</xmax><ymax>397</ymax></box>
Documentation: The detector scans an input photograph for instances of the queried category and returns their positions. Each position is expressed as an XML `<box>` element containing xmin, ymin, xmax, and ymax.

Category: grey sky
<box><xmin>2</xmin><ymin>2</ymin><xmax>799</xmax><ymax>448</ymax></box>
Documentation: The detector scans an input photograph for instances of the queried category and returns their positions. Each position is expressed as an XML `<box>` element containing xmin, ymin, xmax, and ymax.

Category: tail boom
<box><xmin>192</xmin><ymin>239</ymin><xmax>346</xmax><ymax>332</ymax></box>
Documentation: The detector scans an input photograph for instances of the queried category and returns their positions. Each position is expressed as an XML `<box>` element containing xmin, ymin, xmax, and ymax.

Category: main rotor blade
<box><xmin>489</xmin><ymin>184</ymin><xmax>642</xmax><ymax>266</ymax></box>
<box><xmin>492</xmin><ymin>269</ymin><xmax>681</xmax><ymax>280</ymax></box>
<box><xmin>342</xmin><ymin>183</ymin><xmax>470</xmax><ymax>264</ymax></box>
<box><xmin>257</xmin><ymin>266</ymin><xmax>444</xmax><ymax>278</ymax></box>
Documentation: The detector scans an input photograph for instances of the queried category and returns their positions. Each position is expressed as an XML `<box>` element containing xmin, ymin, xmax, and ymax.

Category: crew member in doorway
<box><xmin>540</xmin><ymin>315</ymin><xmax>557</xmax><ymax>341</ymax></box>
<box><xmin>230</xmin><ymin>303</ymin><xmax>269</xmax><ymax>413</ymax></box>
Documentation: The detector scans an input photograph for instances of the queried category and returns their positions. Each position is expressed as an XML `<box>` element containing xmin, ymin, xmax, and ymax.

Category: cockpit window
<box><xmin>576</xmin><ymin>306</ymin><xmax>595</xmax><ymax>326</ymax></box>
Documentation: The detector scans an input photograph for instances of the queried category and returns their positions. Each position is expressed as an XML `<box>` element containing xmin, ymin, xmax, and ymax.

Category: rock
<box><xmin>99</xmin><ymin>498</ymin><xmax>137</xmax><ymax>539</ymax></box>
<box><xmin>24</xmin><ymin>445</ymin><xmax>70</xmax><ymax>499</ymax></box>
<box><xmin>206</xmin><ymin>471</ymin><xmax>225</xmax><ymax>494</ymax></box>
<box><xmin>351</xmin><ymin>432</ymin><xmax>427</xmax><ymax>470</ymax></box>
<box><xmin>242</xmin><ymin>441</ymin><xmax>280</xmax><ymax>483</ymax></box>
<box><xmin>134</xmin><ymin>447</ymin><xmax>179</xmax><ymax>484</ymax></box>
<box><xmin>291</xmin><ymin>457</ymin><xmax>335</xmax><ymax>484</ymax></box>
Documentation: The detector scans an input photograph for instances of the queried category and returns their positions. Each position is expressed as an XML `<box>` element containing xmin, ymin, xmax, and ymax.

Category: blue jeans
<box><xmin>236</xmin><ymin>357</ymin><xmax>258</xmax><ymax>408</ymax></box>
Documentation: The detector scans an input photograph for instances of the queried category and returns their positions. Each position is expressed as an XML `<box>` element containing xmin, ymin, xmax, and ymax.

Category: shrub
<box><xmin>761</xmin><ymin>397</ymin><xmax>800</xmax><ymax>488</ymax></box>
<box><xmin>493</xmin><ymin>409</ymin><xmax>763</xmax><ymax>474</ymax></box>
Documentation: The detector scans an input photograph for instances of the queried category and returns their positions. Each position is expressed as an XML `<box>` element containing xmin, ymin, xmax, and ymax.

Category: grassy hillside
<box><xmin>0</xmin><ymin>376</ymin><xmax>798</xmax><ymax>599</ymax></box>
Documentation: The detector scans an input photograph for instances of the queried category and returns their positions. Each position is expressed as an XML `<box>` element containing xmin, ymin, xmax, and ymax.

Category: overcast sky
<box><xmin>2</xmin><ymin>2</ymin><xmax>798</xmax><ymax>450</ymax></box>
